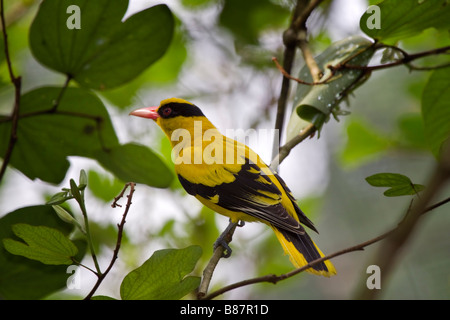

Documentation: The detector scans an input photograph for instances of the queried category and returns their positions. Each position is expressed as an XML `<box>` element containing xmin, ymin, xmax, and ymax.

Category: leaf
<box><xmin>360</xmin><ymin>0</ymin><xmax>450</xmax><ymax>44</ymax></box>
<box><xmin>0</xmin><ymin>206</ymin><xmax>87</xmax><ymax>299</ymax></box>
<box><xmin>396</xmin><ymin>114</ymin><xmax>427</xmax><ymax>150</ymax></box>
<box><xmin>100</xmin><ymin>23</ymin><xmax>187</xmax><ymax>108</ymax></box>
<box><xmin>120</xmin><ymin>246</ymin><xmax>202</xmax><ymax>300</ymax></box>
<box><xmin>219</xmin><ymin>0</ymin><xmax>289</xmax><ymax>44</ymax></box>
<box><xmin>421</xmin><ymin>68</ymin><xmax>450</xmax><ymax>158</ymax></box>
<box><xmin>0</xmin><ymin>87</ymin><xmax>118</xmax><ymax>183</ymax></box>
<box><xmin>52</xmin><ymin>205</ymin><xmax>76</xmax><ymax>225</ymax></box>
<box><xmin>87</xmin><ymin>170</ymin><xmax>124</xmax><ymax>203</ymax></box>
<box><xmin>286</xmin><ymin>36</ymin><xmax>375</xmax><ymax>140</ymax></box>
<box><xmin>3</xmin><ymin>224</ymin><xmax>78</xmax><ymax>265</ymax></box>
<box><xmin>95</xmin><ymin>143</ymin><xmax>174</xmax><ymax>188</ymax></box>
<box><xmin>29</xmin><ymin>1</ymin><xmax>174</xmax><ymax>90</ymax></box>
<box><xmin>340</xmin><ymin>119</ymin><xmax>390</xmax><ymax>166</ymax></box>
<box><xmin>365</xmin><ymin>173</ymin><xmax>425</xmax><ymax>197</ymax></box>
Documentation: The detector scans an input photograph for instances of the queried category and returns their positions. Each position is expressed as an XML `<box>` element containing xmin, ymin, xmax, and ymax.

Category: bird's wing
<box><xmin>176</xmin><ymin>145</ymin><xmax>312</xmax><ymax>234</ymax></box>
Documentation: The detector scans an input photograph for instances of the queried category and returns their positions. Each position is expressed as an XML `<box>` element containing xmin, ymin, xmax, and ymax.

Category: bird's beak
<box><xmin>129</xmin><ymin>106</ymin><xmax>159</xmax><ymax>120</ymax></box>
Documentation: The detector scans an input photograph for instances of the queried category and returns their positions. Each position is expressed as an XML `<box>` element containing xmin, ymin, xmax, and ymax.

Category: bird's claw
<box><xmin>213</xmin><ymin>220</ymin><xmax>245</xmax><ymax>258</ymax></box>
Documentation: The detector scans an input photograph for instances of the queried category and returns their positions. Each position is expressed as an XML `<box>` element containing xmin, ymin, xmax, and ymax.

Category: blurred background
<box><xmin>0</xmin><ymin>0</ymin><xmax>449</xmax><ymax>299</ymax></box>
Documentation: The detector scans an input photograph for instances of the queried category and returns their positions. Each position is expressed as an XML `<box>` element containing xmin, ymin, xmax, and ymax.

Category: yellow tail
<box><xmin>272</xmin><ymin>226</ymin><xmax>336</xmax><ymax>277</ymax></box>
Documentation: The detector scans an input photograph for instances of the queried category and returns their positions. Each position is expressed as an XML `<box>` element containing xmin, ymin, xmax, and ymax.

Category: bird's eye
<box><xmin>162</xmin><ymin>107</ymin><xmax>172</xmax><ymax>117</ymax></box>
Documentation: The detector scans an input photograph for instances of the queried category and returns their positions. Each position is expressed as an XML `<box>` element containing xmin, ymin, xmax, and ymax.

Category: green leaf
<box><xmin>52</xmin><ymin>205</ymin><xmax>76</xmax><ymax>225</ymax></box>
<box><xmin>47</xmin><ymin>192</ymin><xmax>71</xmax><ymax>206</ymax></box>
<box><xmin>29</xmin><ymin>1</ymin><xmax>174</xmax><ymax>90</ymax></box>
<box><xmin>0</xmin><ymin>87</ymin><xmax>118</xmax><ymax>183</ymax></box>
<box><xmin>100</xmin><ymin>23</ymin><xmax>187</xmax><ymax>108</ymax></box>
<box><xmin>0</xmin><ymin>206</ymin><xmax>87</xmax><ymax>299</ymax></box>
<box><xmin>286</xmin><ymin>36</ymin><xmax>375</xmax><ymax>140</ymax></box>
<box><xmin>95</xmin><ymin>143</ymin><xmax>174</xmax><ymax>188</ymax></box>
<box><xmin>3</xmin><ymin>224</ymin><xmax>78</xmax><ymax>265</ymax></box>
<box><xmin>219</xmin><ymin>0</ymin><xmax>289</xmax><ymax>44</ymax></box>
<box><xmin>120</xmin><ymin>246</ymin><xmax>202</xmax><ymax>300</ymax></box>
<box><xmin>421</xmin><ymin>68</ymin><xmax>450</xmax><ymax>158</ymax></box>
<box><xmin>79</xmin><ymin>169</ymin><xmax>88</xmax><ymax>190</ymax></box>
<box><xmin>365</xmin><ymin>173</ymin><xmax>425</xmax><ymax>197</ymax></box>
<box><xmin>396</xmin><ymin>114</ymin><xmax>427</xmax><ymax>150</ymax></box>
<box><xmin>360</xmin><ymin>0</ymin><xmax>450</xmax><ymax>44</ymax></box>
<box><xmin>87</xmin><ymin>170</ymin><xmax>124</xmax><ymax>202</ymax></box>
<box><xmin>70</xmin><ymin>179</ymin><xmax>83</xmax><ymax>204</ymax></box>
<box><xmin>340</xmin><ymin>119</ymin><xmax>390</xmax><ymax>166</ymax></box>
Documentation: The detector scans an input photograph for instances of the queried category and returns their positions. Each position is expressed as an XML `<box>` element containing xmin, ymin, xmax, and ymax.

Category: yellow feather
<box><xmin>272</xmin><ymin>227</ymin><xmax>337</xmax><ymax>277</ymax></box>
<box><xmin>135</xmin><ymin>98</ymin><xmax>337</xmax><ymax>277</ymax></box>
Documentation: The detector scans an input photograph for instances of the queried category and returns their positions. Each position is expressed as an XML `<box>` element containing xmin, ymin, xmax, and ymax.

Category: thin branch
<box><xmin>51</xmin><ymin>75</ymin><xmax>72</xmax><ymax>112</ymax></box>
<box><xmin>333</xmin><ymin>45</ymin><xmax>450</xmax><ymax>72</ymax></box>
<box><xmin>84</xmin><ymin>182</ymin><xmax>136</xmax><ymax>300</ymax></box>
<box><xmin>272</xmin><ymin>0</ymin><xmax>323</xmax><ymax>159</ymax></box>
<box><xmin>270</xmin><ymin>123</ymin><xmax>316</xmax><ymax>170</ymax></box>
<box><xmin>273</xmin><ymin>45</ymin><xmax>450</xmax><ymax>89</ymax></box>
<box><xmin>298</xmin><ymin>34</ymin><xmax>323</xmax><ymax>82</ymax></box>
<box><xmin>197</xmin><ymin>220</ymin><xmax>241</xmax><ymax>299</ymax></box>
<box><xmin>202</xmin><ymin>188</ymin><xmax>450</xmax><ymax>300</ymax></box>
<box><xmin>354</xmin><ymin>143</ymin><xmax>450</xmax><ymax>300</ymax></box>
<box><xmin>0</xmin><ymin>0</ymin><xmax>21</xmax><ymax>184</ymax></box>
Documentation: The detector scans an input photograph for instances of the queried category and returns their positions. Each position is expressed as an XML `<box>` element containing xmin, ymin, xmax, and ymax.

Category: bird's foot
<box><xmin>213</xmin><ymin>220</ymin><xmax>245</xmax><ymax>258</ymax></box>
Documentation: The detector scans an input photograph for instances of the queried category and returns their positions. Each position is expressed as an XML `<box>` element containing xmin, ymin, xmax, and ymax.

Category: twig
<box><xmin>332</xmin><ymin>45</ymin><xmax>450</xmax><ymax>72</ymax></box>
<box><xmin>0</xmin><ymin>0</ymin><xmax>21</xmax><ymax>183</ymax></box>
<box><xmin>272</xmin><ymin>0</ymin><xmax>323</xmax><ymax>159</ymax></box>
<box><xmin>84</xmin><ymin>182</ymin><xmax>136</xmax><ymax>300</ymax></box>
<box><xmin>354</xmin><ymin>143</ymin><xmax>450</xmax><ymax>300</ymax></box>
<box><xmin>202</xmin><ymin>191</ymin><xmax>450</xmax><ymax>300</ymax></box>
<box><xmin>197</xmin><ymin>220</ymin><xmax>240</xmax><ymax>299</ymax></box>
<box><xmin>298</xmin><ymin>34</ymin><xmax>323</xmax><ymax>82</ymax></box>
<box><xmin>270</xmin><ymin>123</ymin><xmax>316</xmax><ymax>170</ymax></box>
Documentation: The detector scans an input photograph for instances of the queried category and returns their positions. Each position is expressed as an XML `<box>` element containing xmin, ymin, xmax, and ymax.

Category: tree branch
<box><xmin>354</xmin><ymin>143</ymin><xmax>450</xmax><ymax>300</ymax></box>
<box><xmin>197</xmin><ymin>221</ymin><xmax>240</xmax><ymax>299</ymax></box>
<box><xmin>272</xmin><ymin>0</ymin><xmax>324</xmax><ymax>159</ymax></box>
<box><xmin>0</xmin><ymin>0</ymin><xmax>21</xmax><ymax>184</ymax></box>
<box><xmin>270</xmin><ymin>123</ymin><xmax>316</xmax><ymax>170</ymax></box>
<box><xmin>84</xmin><ymin>182</ymin><xmax>136</xmax><ymax>300</ymax></box>
<box><xmin>202</xmin><ymin>190</ymin><xmax>450</xmax><ymax>300</ymax></box>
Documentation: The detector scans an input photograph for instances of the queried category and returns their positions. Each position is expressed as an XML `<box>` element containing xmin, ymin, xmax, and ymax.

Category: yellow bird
<box><xmin>130</xmin><ymin>98</ymin><xmax>336</xmax><ymax>277</ymax></box>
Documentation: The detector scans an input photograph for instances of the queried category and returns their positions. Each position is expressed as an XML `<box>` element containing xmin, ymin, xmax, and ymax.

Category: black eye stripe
<box><xmin>158</xmin><ymin>102</ymin><xmax>205</xmax><ymax>118</ymax></box>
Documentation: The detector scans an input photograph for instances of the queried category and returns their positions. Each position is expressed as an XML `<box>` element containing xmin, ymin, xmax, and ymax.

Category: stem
<box><xmin>78</xmin><ymin>189</ymin><xmax>102</xmax><ymax>276</ymax></box>
<box><xmin>197</xmin><ymin>221</ymin><xmax>241</xmax><ymax>299</ymax></box>
<box><xmin>84</xmin><ymin>182</ymin><xmax>135</xmax><ymax>300</ymax></box>
<box><xmin>0</xmin><ymin>0</ymin><xmax>21</xmax><ymax>184</ymax></box>
<box><xmin>202</xmin><ymin>191</ymin><xmax>450</xmax><ymax>300</ymax></box>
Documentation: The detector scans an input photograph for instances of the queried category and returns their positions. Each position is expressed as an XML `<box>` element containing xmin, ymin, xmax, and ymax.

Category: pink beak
<box><xmin>129</xmin><ymin>106</ymin><xmax>159</xmax><ymax>120</ymax></box>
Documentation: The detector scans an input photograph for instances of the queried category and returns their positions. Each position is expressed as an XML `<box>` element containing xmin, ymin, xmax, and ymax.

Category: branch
<box><xmin>331</xmin><ymin>44</ymin><xmax>450</xmax><ymax>72</ymax></box>
<box><xmin>354</xmin><ymin>143</ymin><xmax>450</xmax><ymax>300</ymax></box>
<box><xmin>273</xmin><ymin>44</ymin><xmax>450</xmax><ymax>88</ymax></box>
<box><xmin>272</xmin><ymin>0</ymin><xmax>324</xmax><ymax>159</ymax></box>
<box><xmin>202</xmin><ymin>191</ymin><xmax>450</xmax><ymax>300</ymax></box>
<box><xmin>84</xmin><ymin>182</ymin><xmax>136</xmax><ymax>300</ymax></box>
<box><xmin>197</xmin><ymin>220</ymin><xmax>241</xmax><ymax>299</ymax></box>
<box><xmin>270</xmin><ymin>123</ymin><xmax>316</xmax><ymax>170</ymax></box>
<box><xmin>0</xmin><ymin>0</ymin><xmax>21</xmax><ymax>183</ymax></box>
<box><xmin>199</xmin><ymin>0</ymin><xmax>325</xmax><ymax>298</ymax></box>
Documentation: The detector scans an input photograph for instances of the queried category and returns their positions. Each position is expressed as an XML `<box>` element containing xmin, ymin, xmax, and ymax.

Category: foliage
<box><xmin>0</xmin><ymin>0</ymin><xmax>449</xmax><ymax>300</ymax></box>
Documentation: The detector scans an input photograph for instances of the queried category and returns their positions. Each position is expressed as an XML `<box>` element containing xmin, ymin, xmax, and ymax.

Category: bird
<box><xmin>129</xmin><ymin>98</ymin><xmax>336</xmax><ymax>277</ymax></box>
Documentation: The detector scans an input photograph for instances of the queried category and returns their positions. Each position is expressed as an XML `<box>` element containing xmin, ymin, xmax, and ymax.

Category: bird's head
<box><xmin>130</xmin><ymin>98</ymin><xmax>210</xmax><ymax>139</ymax></box>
